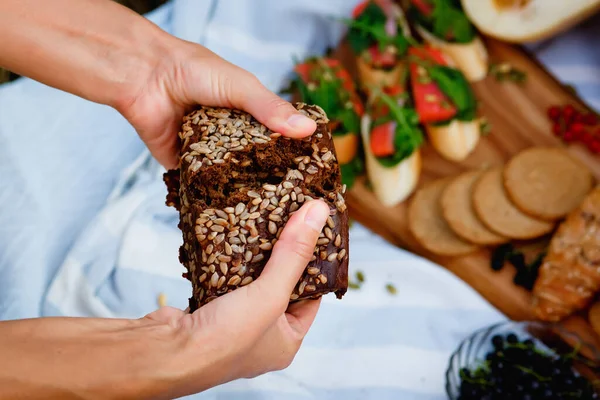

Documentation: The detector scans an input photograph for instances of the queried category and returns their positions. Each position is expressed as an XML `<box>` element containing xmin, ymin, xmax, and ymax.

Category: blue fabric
<box><xmin>0</xmin><ymin>1</ymin><xmax>598</xmax><ymax>398</ymax></box>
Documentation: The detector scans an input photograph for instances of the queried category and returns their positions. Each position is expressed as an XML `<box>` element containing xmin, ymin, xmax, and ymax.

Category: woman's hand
<box><xmin>0</xmin><ymin>201</ymin><xmax>329</xmax><ymax>400</ymax></box>
<box><xmin>117</xmin><ymin>41</ymin><xmax>318</xmax><ymax>169</ymax></box>
<box><xmin>0</xmin><ymin>0</ymin><xmax>317</xmax><ymax>169</ymax></box>
<box><xmin>146</xmin><ymin>200</ymin><xmax>329</xmax><ymax>397</ymax></box>
<box><xmin>0</xmin><ymin>2</ymin><xmax>328</xmax><ymax>398</ymax></box>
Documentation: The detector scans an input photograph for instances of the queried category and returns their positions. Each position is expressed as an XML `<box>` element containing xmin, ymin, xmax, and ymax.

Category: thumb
<box><xmin>256</xmin><ymin>200</ymin><xmax>329</xmax><ymax>310</ymax></box>
<box><xmin>191</xmin><ymin>200</ymin><xmax>329</xmax><ymax>338</ymax></box>
<box><xmin>228</xmin><ymin>71</ymin><xmax>317</xmax><ymax>139</ymax></box>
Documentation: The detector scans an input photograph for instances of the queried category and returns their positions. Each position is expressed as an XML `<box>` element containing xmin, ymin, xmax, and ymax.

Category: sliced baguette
<box><xmin>426</xmin><ymin>119</ymin><xmax>480</xmax><ymax>162</ymax></box>
<box><xmin>416</xmin><ymin>26</ymin><xmax>488</xmax><ymax>82</ymax></box>
<box><xmin>356</xmin><ymin>56</ymin><xmax>406</xmax><ymax>91</ymax></box>
<box><xmin>360</xmin><ymin>114</ymin><xmax>421</xmax><ymax>207</ymax></box>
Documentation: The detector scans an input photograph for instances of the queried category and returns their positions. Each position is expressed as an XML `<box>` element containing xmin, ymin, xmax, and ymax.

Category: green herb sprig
<box><xmin>409</xmin><ymin>0</ymin><xmax>476</xmax><ymax>44</ymax></box>
<box><xmin>489</xmin><ymin>62</ymin><xmax>527</xmax><ymax>84</ymax></box>
<box><xmin>372</xmin><ymin>91</ymin><xmax>424</xmax><ymax>168</ymax></box>
<box><xmin>345</xmin><ymin>2</ymin><xmax>410</xmax><ymax>56</ymax></box>
<box><xmin>480</xmin><ymin>118</ymin><xmax>492</xmax><ymax>136</ymax></box>
<box><xmin>289</xmin><ymin>58</ymin><xmax>361</xmax><ymax>135</ymax></box>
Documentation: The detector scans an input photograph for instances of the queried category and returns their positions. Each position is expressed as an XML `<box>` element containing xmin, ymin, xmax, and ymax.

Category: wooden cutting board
<box><xmin>336</xmin><ymin>38</ymin><xmax>600</xmax><ymax>350</ymax></box>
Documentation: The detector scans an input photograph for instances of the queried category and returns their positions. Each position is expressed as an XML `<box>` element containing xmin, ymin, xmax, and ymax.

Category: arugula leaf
<box><xmin>346</xmin><ymin>2</ymin><xmax>409</xmax><ymax>56</ymax></box>
<box><xmin>431</xmin><ymin>0</ymin><xmax>475</xmax><ymax>43</ymax></box>
<box><xmin>292</xmin><ymin>60</ymin><xmax>362</xmax><ymax>135</ymax></box>
<box><xmin>373</xmin><ymin>93</ymin><xmax>423</xmax><ymax>168</ymax></box>
<box><xmin>410</xmin><ymin>0</ymin><xmax>476</xmax><ymax>44</ymax></box>
<box><xmin>347</xmin><ymin>2</ymin><xmax>386</xmax><ymax>54</ymax></box>
<box><xmin>427</xmin><ymin>65</ymin><xmax>477</xmax><ymax>121</ymax></box>
<box><xmin>347</xmin><ymin>28</ymin><xmax>372</xmax><ymax>56</ymax></box>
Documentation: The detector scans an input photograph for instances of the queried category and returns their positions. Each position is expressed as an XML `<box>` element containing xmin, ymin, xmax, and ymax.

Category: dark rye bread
<box><xmin>164</xmin><ymin>103</ymin><xmax>349</xmax><ymax>311</ymax></box>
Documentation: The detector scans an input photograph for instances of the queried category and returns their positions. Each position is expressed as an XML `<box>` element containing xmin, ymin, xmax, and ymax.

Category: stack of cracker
<box><xmin>408</xmin><ymin>147</ymin><xmax>594</xmax><ymax>256</ymax></box>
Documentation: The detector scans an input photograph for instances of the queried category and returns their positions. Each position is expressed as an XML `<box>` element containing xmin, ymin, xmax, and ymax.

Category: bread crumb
<box><xmin>158</xmin><ymin>293</ymin><xmax>167</xmax><ymax>307</ymax></box>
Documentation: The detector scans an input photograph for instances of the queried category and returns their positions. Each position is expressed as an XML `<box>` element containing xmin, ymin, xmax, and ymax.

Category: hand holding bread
<box><xmin>142</xmin><ymin>200</ymin><xmax>331</xmax><ymax>397</ymax></box>
<box><xmin>118</xmin><ymin>42</ymin><xmax>319</xmax><ymax>169</ymax></box>
<box><xmin>0</xmin><ymin>0</ymin><xmax>344</xmax><ymax>397</ymax></box>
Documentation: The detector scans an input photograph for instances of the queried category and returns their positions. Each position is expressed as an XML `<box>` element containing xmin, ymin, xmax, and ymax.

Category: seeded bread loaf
<box><xmin>164</xmin><ymin>103</ymin><xmax>349</xmax><ymax>311</ymax></box>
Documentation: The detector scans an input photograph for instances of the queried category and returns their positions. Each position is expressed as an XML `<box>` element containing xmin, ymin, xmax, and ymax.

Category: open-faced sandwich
<box><xmin>289</xmin><ymin>57</ymin><xmax>365</xmax><ymax>189</ymax></box>
<box><xmin>360</xmin><ymin>85</ymin><xmax>423</xmax><ymax>207</ymax></box>
<box><xmin>347</xmin><ymin>0</ymin><xmax>412</xmax><ymax>91</ymax></box>
<box><xmin>408</xmin><ymin>46</ymin><xmax>480</xmax><ymax>161</ymax></box>
<box><xmin>406</xmin><ymin>0</ymin><xmax>488</xmax><ymax>82</ymax></box>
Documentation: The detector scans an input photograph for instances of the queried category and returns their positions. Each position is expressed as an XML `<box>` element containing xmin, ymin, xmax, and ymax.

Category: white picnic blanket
<box><xmin>0</xmin><ymin>1</ymin><xmax>598</xmax><ymax>399</ymax></box>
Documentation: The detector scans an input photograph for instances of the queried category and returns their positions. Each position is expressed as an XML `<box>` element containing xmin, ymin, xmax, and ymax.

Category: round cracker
<box><xmin>441</xmin><ymin>170</ymin><xmax>509</xmax><ymax>245</ymax></box>
<box><xmin>504</xmin><ymin>147</ymin><xmax>594</xmax><ymax>221</ymax></box>
<box><xmin>473</xmin><ymin>167</ymin><xmax>555</xmax><ymax>240</ymax></box>
<box><xmin>408</xmin><ymin>178</ymin><xmax>479</xmax><ymax>256</ymax></box>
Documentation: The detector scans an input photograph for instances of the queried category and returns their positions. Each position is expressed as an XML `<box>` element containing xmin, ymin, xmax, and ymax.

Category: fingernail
<box><xmin>304</xmin><ymin>200</ymin><xmax>329</xmax><ymax>232</ymax></box>
<box><xmin>287</xmin><ymin>114</ymin><xmax>316</xmax><ymax>131</ymax></box>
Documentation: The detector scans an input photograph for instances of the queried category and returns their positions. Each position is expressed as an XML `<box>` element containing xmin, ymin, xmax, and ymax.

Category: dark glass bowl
<box><xmin>445</xmin><ymin>320</ymin><xmax>600</xmax><ymax>399</ymax></box>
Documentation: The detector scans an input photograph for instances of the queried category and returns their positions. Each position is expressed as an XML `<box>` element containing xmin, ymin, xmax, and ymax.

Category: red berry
<box><xmin>589</xmin><ymin>141</ymin><xmax>600</xmax><ymax>154</ymax></box>
<box><xmin>563</xmin><ymin>131</ymin><xmax>575</xmax><ymax>142</ymax></box>
<box><xmin>582</xmin><ymin>132</ymin><xmax>595</xmax><ymax>146</ymax></box>
<box><xmin>552</xmin><ymin>123</ymin><xmax>562</xmax><ymax>136</ymax></box>
<box><xmin>584</xmin><ymin>113</ymin><xmax>598</xmax><ymax>126</ymax></box>
<box><xmin>547</xmin><ymin>106</ymin><xmax>561</xmax><ymax>121</ymax></box>
<box><xmin>574</xmin><ymin>114</ymin><xmax>586</xmax><ymax>124</ymax></box>
<box><xmin>571</xmin><ymin>129</ymin><xmax>583</xmax><ymax>141</ymax></box>
<box><xmin>563</xmin><ymin>104</ymin><xmax>576</xmax><ymax>117</ymax></box>
<box><xmin>564</xmin><ymin>115</ymin><xmax>574</xmax><ymax>125</ymax></box>
<box><xmin>570</xmin><ymin>123</ymin><xmax>585</xmax><ymax>134</ymax></box>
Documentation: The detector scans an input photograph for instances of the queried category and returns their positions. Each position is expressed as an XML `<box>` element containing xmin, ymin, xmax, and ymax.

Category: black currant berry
<box><xmin>492</xmin><ymin>335</ymin><xmax>504</xmax><ymax>350</ymax></box>
<box><xmin>506</xmin><ymin>333</ymin><xmax>518</xmax><ymax>344</ymax></box>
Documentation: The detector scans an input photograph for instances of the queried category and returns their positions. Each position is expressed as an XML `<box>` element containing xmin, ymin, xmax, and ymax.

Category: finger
<box><xmin>201</xmin><ymin>200</ymin><xmax>328</xmax><ymax>332</ymax></box>
<box><xmin>182</xmin><ymin>49</ymin><xmax>316</xmax><ymax>139</ymax></box>
<box><xmin>225</xmin><ymin>69</ymin><xmax>317</xmax><ymax>139</ymax></box>
<box><xmin>285</xmin><ymin>297</ymin><xmax>322</xmax><ymax>338</ymax></box>
<box><xmin>255</xmin><ymin>200</ymin><xmax>329</xmax><ymax>311</ymax></box>
<box><xmin>188</xmin><ymin>201</ymin><xmax>328</xmax><ymax>346</ymax></box>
